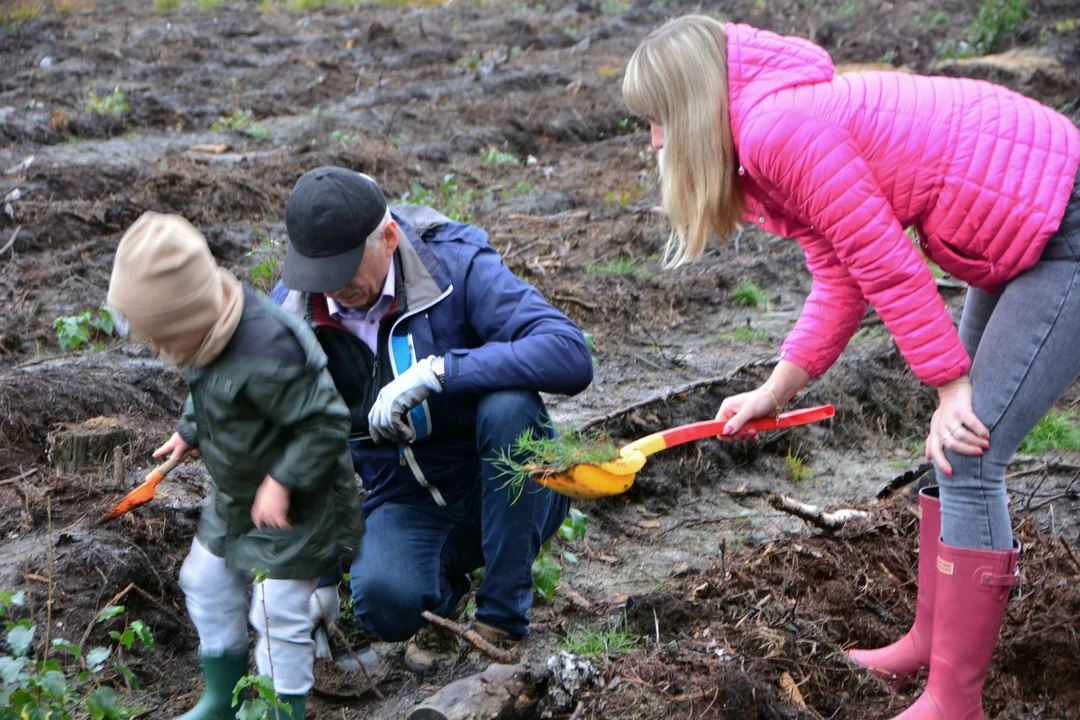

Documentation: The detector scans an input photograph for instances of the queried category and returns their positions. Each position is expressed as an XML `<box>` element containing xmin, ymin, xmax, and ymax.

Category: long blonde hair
<box><xmin>623</xmin><ymin>14</ymin><xmax>744</xmax><ymax>266</ymax></box>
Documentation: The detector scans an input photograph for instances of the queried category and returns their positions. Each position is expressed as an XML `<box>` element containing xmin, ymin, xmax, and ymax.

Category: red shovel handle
<box><xmin>657</xmin><ymin>405</ymin><xmax>835</xmax><ymax>450</ymax></box>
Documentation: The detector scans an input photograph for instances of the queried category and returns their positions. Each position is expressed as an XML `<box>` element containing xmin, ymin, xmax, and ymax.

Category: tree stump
<box><xmin>47</xmin><ymin>417</ymin><xmax>135</xmax><ymax>474</ymax></box>
<box><xmin>408</xmin><ymin>663</ymin><xmax>548</xmax><ymax>720</ymax></box>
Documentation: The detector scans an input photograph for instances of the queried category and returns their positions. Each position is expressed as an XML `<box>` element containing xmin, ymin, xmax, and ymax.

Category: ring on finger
<box><xmin>941</xmin><ymin>430</ymin><xmax>953</xmax><ymax>442</ymax></box>
<box><xmin>950</xmin><ymin>424</ymin><xmax>966</xmax><ymax>436</ymax></box>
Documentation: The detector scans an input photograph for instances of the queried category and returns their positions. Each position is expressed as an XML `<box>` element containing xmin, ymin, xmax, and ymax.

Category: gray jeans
<box><xmin>938</xmin><ymin>171</ymin><xmax>1080</xmax><ymax>550</ymax></box>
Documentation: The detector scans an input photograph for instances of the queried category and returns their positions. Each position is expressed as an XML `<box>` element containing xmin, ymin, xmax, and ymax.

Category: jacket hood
<box><xmin>725</xmin><ymin>23</ymin><xmax>834</xmax><ymax>136</ymax></box>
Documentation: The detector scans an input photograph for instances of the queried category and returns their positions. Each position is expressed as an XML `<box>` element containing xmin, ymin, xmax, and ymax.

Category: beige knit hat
<box><xmin>107</xmin><ymin>212</ymin><xmax>223</xmax><ymax>341</ymax></box>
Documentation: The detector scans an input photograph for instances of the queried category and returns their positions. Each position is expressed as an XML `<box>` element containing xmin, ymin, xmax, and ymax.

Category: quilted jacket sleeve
<box><xmin>445</xmin><ymin>246</ymin><xmax>594</xmax><ymax>396</ymax></box>
<box><xmin>781</xmin><ymin>232</ymin><xmax>867</xmax><ymax>377</ymax></box>
<box><xmin>743</xmin><ymin>110</ymin><xmax>971</xmax><ymax>386</ymax></box>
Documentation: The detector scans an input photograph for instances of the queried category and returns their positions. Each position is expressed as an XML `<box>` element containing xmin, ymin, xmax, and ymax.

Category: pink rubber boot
<box><xmin>848</xmin><ymin>486</ymin><xmax>940</xmax><ymax>681</ymax></box>
<box><xmin>892</xmin><ymin>539</ymin><xmax>1020</xmax><ymax>720</ymax></box>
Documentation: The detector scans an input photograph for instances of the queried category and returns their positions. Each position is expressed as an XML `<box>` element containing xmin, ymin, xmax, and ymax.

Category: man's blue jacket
<box><xmin>273</xmin><ymin>205</ymin><xmax>593</xmax><ymax>512</ymax></box>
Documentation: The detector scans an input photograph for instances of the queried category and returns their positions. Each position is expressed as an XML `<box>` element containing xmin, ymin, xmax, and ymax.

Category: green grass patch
<box><xmin>785</xmin><ymin>448</ymin><xmax>811</xmax><ymax>483</ymax></box>
<box><xmin>154</xmin><ymin>0</ymin><xmax>180</xmax><ymax>10</ymax></box>
<box><xmin>731</xmin><ymin>279</ymin><xmax>769</xmax><ymax>309</ymax></box>
<box><xmin>587</xmin><ymin>257</ymin><xmax>647</xmax><ymax>279</ymax></box>
<box><xmin>1018</xmin><ymin>409</ymin><xmax>1080</xmax><ymax>455</ymax></box>
<box><xmin>1</xmin><ymin>0</ymin><xmax>42</xmax><ymax>22</ymax></box>
<box><xmin>729</xmin><ymin>325</ymin><xmax>767</xmax><ymax>342</ymax></box>
<box><xmin>198</xmin><ymin>0</ymin><xmax>222</xmax><ymax>9</ymax></box>
<box><xmin>562</xmin><ymin>618</ymin><xmax>641</xmax><ymax>656</ymax></box>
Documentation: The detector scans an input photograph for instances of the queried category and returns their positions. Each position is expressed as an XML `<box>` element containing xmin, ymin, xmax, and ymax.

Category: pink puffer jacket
<box><xmin>726</xmin><ymin>23</ymin><xmax>1080</xmax><ymax>387</ymax></box>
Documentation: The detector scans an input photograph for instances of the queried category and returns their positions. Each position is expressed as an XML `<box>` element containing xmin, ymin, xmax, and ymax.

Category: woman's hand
<box><xmin>153</xmin><ymin>431</ymin><xmax>199</xmax><ymax>463</ymax></box>
<box><xmin>926</xmin><ymin>375</ymin><xmax>989</xmax><ymax>476</ymax></box>
<box><xmin>716</xmin><ymin>388</ymin><xmax>779</xmax><ymax>441</ymax></box>
<box><xmin>252</xmin><ymin>475</ymin><xmax>292</xmax><ymax>530</ymax></box>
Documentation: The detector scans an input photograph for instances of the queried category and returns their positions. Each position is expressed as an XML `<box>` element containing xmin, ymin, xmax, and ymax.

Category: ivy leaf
<box><xmin>39</xmin><ymin>670</ymin><xmax>68</xmax><ymax>698</ymax></box>
<box><xmin>113</xmin><ymin>662</ymin><xmax>140</xmax><ymax>691</ymax></box>
<box><xmin>86</xmin><ymin>686</ymin><xmax>120</xmax><ymax>720</ymax></box>
<box><xmin>234</xmin><ymin>698</ymin><xmax>268</xmax><ymax>720</ymax></box>
<box><xmin>131</xmin><ymin>620</ymin><xmax>154</xmax><ymax>650</ymax></box>
<box><xmin>51</xmin><ymin>639</ymin><xmax>83</xmax><ymax>663</ymax></box>
<box><xmin>559</xmin><ymin>508</ymin><xmax>588</xmax><ymax>542</ymax></box>
<box><xmin>97</xmin><ymin>606</ymin><xmax>125</xmax><ymax>623</ymax></box>
<box><xmin>0</xmin><ymin>655</ymin><xmax>28</xmax><ymax>684</ymax></box>
<box><xmin>109</xmin><ymin>628</ymin><xmax>134</xmax><ymax>650</ymax></box>
<box><xmin>7</xmin><ymin>623</ymin><xmax>35</xmax><ymax>657</ymax></box>
<box><xmin>86</xmin><ymin>646</ymin><xmax>111</xmax><ymax>672</ymax></box>
<box><xmin>531</xmin><ymin>552</ymin><xmax>561</xmax><ymax>603</ymax></box>
<box><xmin>561</xmin><ymin>550</ymin><xmax>579</xmax><ymax>566</ymax></box>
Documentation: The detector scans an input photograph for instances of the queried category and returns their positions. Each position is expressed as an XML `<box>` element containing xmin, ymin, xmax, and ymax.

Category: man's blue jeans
<box><xmin>348</xmin><ymin>389</ymin><xmax>570</xmax><ymax>640</ymax></box>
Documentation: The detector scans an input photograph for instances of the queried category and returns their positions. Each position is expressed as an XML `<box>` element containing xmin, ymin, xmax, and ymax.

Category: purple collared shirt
<box><xmin>326</xmin><ymin>258</ymin><xmax>396</xmax><ymax>354</ymax></box>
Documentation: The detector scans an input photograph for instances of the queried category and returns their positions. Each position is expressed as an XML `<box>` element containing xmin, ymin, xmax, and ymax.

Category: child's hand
<box><xmin>252</xmin><ymin>475</ymin><xmax>292</xmax><ymax>530</ymax></box>
<box><xmin>153</xmin><ymin>432</ymin><xmax>199</xmax><ymax>462</ymax></box>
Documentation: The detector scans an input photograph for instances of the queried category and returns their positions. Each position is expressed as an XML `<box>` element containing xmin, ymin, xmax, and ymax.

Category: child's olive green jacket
<box><xmin>177</xmin><ymin>289</ymin><xmax>363</xmax><ymax>579</ymax></box>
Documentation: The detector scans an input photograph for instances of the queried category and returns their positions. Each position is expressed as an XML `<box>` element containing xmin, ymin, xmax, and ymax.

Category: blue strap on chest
<box><xmin>390</xmin><ymin>328</ymin><xmax>432</xmax><ymax>442</ymax></box>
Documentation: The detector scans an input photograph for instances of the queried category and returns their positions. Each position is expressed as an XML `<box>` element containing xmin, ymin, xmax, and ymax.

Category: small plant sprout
<box><xmin>85</xmin><ymin>86</ymin><xmax>128</xmax><ymax>117</ymax></box>
<box><xmin>480</xmin><ymin>146</ymin><xmax>519</xmax><ymax>165</ymax></box>
<box><xmin>246</xmin><ymin>231</ymin><xmax>282</xmax><ymax>295</ymax></box>
<box><xmin>532</xmin><ymin>509</ymin><xmax>589</xmax><ymax>600</ymax></box>
<box><xmin>53</xmin><ymin>307</ymin><xmax>116</xmax><ymax>352</ymax></box>
<box><xmin>1</xmin><ymin>588</ymin><xmax>150</xmax><ymax>719</ymax></box>
<box><xmin>785</xmin><ymin>447</ymin><xmax>811</xmax><ymax>483</ymax></box>
<box><xmin>212</xmin><ymin>109</ymin><xmax>271</xmax><ymax>139</ymax></box>
<box><xmin>732</xmin><ymin>279</ymin><xmax>769</xmax><ymax>309</ymax></box>
<box><xmin>495</xmin><ymin>427</ymin><xmax>620</xmax><ymax>503</ymax></box>
<box><xmin>399</xmin><ymin>174</ymin><xmax>476</xmax><ymax>223</ymax></box>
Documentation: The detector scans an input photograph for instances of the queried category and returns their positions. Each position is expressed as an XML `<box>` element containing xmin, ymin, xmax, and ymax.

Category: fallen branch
<box><xmin>0</xmin><ymin>468</ymin><xmax>37</xmax><ymax>487</ymax></box>
<box><xmin>769</xmin><ymin>494</ymin><xmax>870</xmax><ymax>531</ymax></box>
<box><xmin>420</xmin><ymin>610</ymin><xmax>513</xmax><ymax>664</ymax></box>
<box><xmin>577</xmin><ymin>358</ymin><xmax>778</xmax><ymax>431</ymax></box>
<box><xmin>0</xmin><ymin>225</ymin><xmax>20</xmax><ymax>256</ymax></box>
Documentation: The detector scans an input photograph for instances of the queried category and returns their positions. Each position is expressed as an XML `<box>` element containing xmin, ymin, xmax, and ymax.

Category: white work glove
<box><xmin>368</xmin><ymin>355</ymin><xmax>445</xmax><ymax>444</ymax></box>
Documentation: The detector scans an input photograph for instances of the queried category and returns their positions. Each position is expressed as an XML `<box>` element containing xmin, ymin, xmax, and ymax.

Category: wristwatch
<box><xmin>431</xmin><ymin>355</ymin><xmax>446</xmax><ymax>391</ymax></box>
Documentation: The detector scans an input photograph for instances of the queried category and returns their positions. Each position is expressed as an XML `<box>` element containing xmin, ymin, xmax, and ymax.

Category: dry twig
<box><xmin>421</xmin><ymin>610</ymin><xmax>513</xmax><ymax>664</ymax></box>
<box><xmin>769</xmin><ymin>494</ymin><xmax>869</xmax><ymax>531</ymax></box>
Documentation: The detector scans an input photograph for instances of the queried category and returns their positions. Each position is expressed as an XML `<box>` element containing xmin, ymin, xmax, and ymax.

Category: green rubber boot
<box><xmin>175</xmin><ymin>651</ymin><xmax>248</xmax><ymax>720</ymax></box>
<box><xmin>276</xmin><ymin>694</ymin><xmax>306</xmax><ymax>719</ymax></box>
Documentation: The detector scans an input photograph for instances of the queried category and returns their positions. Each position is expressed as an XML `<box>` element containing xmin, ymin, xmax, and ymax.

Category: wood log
<box><xmin>47</xmin><ymin>417</ymin><xmax>135</xmax><ymax>473</ymax></box>
<box><xmin>408</xmin><ymin>663</ymin><xmax>548</xmax><ymax>720</ymax></box>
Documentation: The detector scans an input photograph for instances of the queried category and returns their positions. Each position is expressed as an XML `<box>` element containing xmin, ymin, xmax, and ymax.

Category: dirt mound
<box><xmin>0</xmin><ymin>351</ymin><xmax>185</xmax><ymax>473</ymax></box>
<box><xmin>593</xmin><ymin>494</ymin><xmax>1080</xmax><ymax>719</ymax></box>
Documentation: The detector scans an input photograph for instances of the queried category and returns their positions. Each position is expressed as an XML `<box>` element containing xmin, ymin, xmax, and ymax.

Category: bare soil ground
<box><xmin>1</xmin><ymin>0</ymin><xmax>1079</xmax><ymax>717</ymax></box>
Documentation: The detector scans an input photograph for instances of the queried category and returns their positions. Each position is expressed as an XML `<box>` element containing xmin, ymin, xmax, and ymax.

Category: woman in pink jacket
<box><xmin>624</xmin><ymin>14</ymin><xmax>1080</xmax><ymax>720</ymax></box>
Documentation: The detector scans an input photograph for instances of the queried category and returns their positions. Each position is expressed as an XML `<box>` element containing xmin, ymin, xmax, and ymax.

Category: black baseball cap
<box><xmin>283</xmin><ymin>167</ymin><xmax>388</xmax><ymax>293</ymax></box>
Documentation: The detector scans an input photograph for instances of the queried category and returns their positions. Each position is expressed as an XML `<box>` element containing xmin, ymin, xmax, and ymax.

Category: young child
<box><xmin>107</xmin><ymin>212</ymin><xmax>363</xmax><ymax>720</ymax></box>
